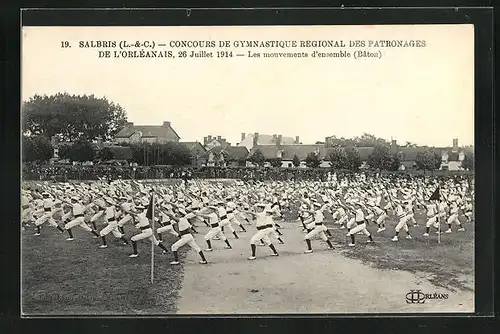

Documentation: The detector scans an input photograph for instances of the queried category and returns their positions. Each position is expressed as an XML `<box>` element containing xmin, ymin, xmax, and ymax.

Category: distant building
<box><xmin>181</xmin><ymin>141</ymin><xmax>207</xmax><ymax>167</ymax></box>
<box><xmin>246</xmin><ymin>135</ymin><xmax>472</xmax><ymax>171</ymax></box>
<box><xmin>238</xmin><ymin>133</ymin><xmax>299</xmax><ymax>151</ymax></box>
<box><xmin>114</xmin><ymin>121</ymin><xmax>180</xmax><ymax>144</ymax></box>
<box><xmin>435</xmin><ymin>138</ymin><xmax>470</xmax><ymax>171</ymax></box>
<box><xmin>397</xmin><ymin>147</ymin><xmax>421</xmax><ymax>170</ymax></box>
<box><xmin>203</xmin><ymin>135</ymin><xmax>229</xmax><ymax>149</ymax></box>
<box><xmin>247</xmin><ymin>142</ymin><xmax>328</xmax><ymax>168</ymax></box>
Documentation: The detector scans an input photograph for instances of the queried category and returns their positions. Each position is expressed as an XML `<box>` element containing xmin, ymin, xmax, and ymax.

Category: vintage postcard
<box><xmin>21</xmin><ymin>23</ymin><xmax>474</xmax><ymax>315</ymax></box>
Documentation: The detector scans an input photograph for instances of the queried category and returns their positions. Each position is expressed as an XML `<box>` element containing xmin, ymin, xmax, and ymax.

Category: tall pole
<box><xmin>436</xmin><ymin>199</ymin><xmax>441</xmax><ymax>244</ymax></box>
<box><xmin>150</xmin><ymin>190</ymin><xmax>155</xmax><ymax>284</ymax></box>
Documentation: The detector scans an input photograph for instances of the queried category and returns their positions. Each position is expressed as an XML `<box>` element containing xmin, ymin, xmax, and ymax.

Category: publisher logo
<box><xmin>406</xmin><ymin>290</ymin><xmax>449</xmax><ymax>304</ymax></box>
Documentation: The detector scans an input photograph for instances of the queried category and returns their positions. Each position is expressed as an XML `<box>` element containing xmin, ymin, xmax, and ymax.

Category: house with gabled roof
<box><xmin>238</xmin><ymin>133</ymin><xmax>299</xmax><ymax>151</ymax></box>
<box><xmin>247</xmin><ymin>142</ymin><xmax>329</xmax><ymax>168</ymax></box>
<box><xmin>433</xmin><ymin>139</ymin><xmax>469</xmax><ymax>171</ymax></box>
<box><xmin>199</xmin><ymin>143</ymin><xmax>249</xmax><ymax>167</ymax></box>
<box><xmin>246</xmin><ymin>135</ymin><xmax>472</xmax><ymax>171</ymax></box>
<box><xmin>203</xmin><ymin>135</ymin><xmax>229</xmax><ymax>149</ymax></box>
<box><xmin>180</xmin><ymin>141</ymin><xmax>207</xmax><ymax>167</ymax></box>
<box><xmin>114</xmin><ymin>121</ymin><xmax>180</xmax><ymax>144</ymax></box>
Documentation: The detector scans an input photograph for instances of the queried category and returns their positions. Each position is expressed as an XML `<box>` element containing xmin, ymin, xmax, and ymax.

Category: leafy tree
<box><xmin>22</xmin><ymin>135</ymin><xmax>53</xmax><ymax>162</ymax></box>
<box><xmin>345</xmin><ymin>146</ymin><xmax>362</xmax><ymax>171</ymax></box>
<box><xmin>388</xmin><ymin>153</ymin><xmax>401</xmax><ymax>171</ymax></box>
<box><xmin>415</xmin><ymin>150</ymin><xmax>442</xmax><ymax>171</ymax></box>
<box><xmin>367</xmin><ymin>145</ymin><xmax>400</xmax><ymax>170</ymax></box>
<box><xmin>97</xmin><ymin>147</ymin><xmax>114</xmax><ymax>162</ymax></box>
<box><xmin>67</xmin><ymin>140</ymin><xmax>96</xmax><ymax>162</ymax></box>
<box><xmin>328</xmin><ymin>147</ymin><xmax>348</xmax><ymax>169</ymax></box>
<box><xmin>461</xmin><ymin>152</ymin><xmax>474</xmax><ymax>171</ymax></box>
<box><xmin>268</xmin><ymin>158</ymin><xmax>283</xmax><ymax>168</ymax></box>
<box><xmin>305</xmin><ymin>152</ymin><xmax>321</xmax><ymax>168</ymax></box>
<box><xmin>166</xmin><ymin>142</ymin><xmax>192</xmax><ymax>166</ymax></box>
<box><xmin>432</xmin><ymin>152</ymin><xmax>442</xmax><ymax>170</ymax></box>
<box><xmin>248</xmin><ymin>149</ymin><xmax>266</xmax><ymax>167</ymax></box>
<box><xmin>22</xmin><ymin>93</ymin><xmax>128</xmax><ymax>142</ymax></box>
<box><xmin>292</xmin><ymin>154</ymin><xmax>301</xmax><ymax>167</ymax></box>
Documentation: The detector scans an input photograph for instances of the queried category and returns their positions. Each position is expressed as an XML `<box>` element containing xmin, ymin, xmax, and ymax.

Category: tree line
<box><xmin>22</xmin><ymin>136</ymin><xmax>192</xmax><ymax>166</ymax></box>
<box><xmin>21</xmin><ymin>93</ymin><xmax>191</xmax><ymax>166</ymax></box>
<box><xmin>248</xmin><ymin>145</ymin><xmax>474</xmax><ymax>172</ymax></box>
<box><xmin>21</xmin><ymin>92</ymin><xmax>474</xmax><ymax>172</ymax></box>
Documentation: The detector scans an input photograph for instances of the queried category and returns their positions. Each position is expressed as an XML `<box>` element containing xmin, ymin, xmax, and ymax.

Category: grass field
<box><xmin>22</xmin><ymin>223</ymin><xmax>187</xmax><ymax>315</ymax></box>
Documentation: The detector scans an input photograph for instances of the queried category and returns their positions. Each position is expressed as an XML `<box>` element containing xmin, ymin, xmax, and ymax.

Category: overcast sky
<box><xmin>22</xmin><ymin>25</ymin><xmax>474</xmax><ymax>147</ymax></box>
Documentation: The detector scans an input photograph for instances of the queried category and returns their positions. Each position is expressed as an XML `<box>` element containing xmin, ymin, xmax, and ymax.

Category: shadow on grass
<box><xmin>22</xmin><ymin>224</ymin><xmax>188</xmax><ymax>315</ymax></box>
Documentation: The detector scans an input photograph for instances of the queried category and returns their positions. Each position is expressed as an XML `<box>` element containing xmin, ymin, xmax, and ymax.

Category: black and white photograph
<box><xmin>21</xmin><ymin>22</ymin><xmax>476</xmax><ymax>315</ymax></box>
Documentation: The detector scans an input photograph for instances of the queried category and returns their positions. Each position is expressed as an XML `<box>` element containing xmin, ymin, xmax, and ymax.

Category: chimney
<box><xmin>241</xmin><ymin>133</ymin><xmax>246</xmax><ymax>142</ymax></box>
<box><xmin>217</xmin><ymin>135</ymin><xmax>222</xmax><ymax>141</ymax></box>
<box><xmin>163</xmin><ymin>121</ymin><xmax>171</xmax><ymax>128</ymax></box>
<box><xmin>295</xmin><ymin>136</ymin><xmax>300</xmax><ymax>144</ymax></box>
<box><xmin>391</xmin><ymin>139</ymin><xmax>397</xmax><ymax>147</ymax></box>
<box><xmin>207</xmin><ymin>135</ymin><xmax>212</xmax><ymax>142</ymax></box>
<box><xmin>325</xmin><ymin>136</ymin><xmax>330</xmax><ymax>147</ymax></box>
<box><xmin>277</xmin><ymin>134</ymin><xmax>282</xmax><ymax>147</ymax></box>
<box><xmin>253</xmin><ymin>133</ymin><xmax>259</xmax><ymax>146</ymax></box>
<box><xmin>203</xmin><ymin>136</ymin><xmax>208</xmax><ymax>145</ymax></box>
<box><xmin>452</xmin><ymin>138</ymin><xmax>458</xmax><ymax>152</ymax></box>
<box><xmin>272</xmin><ymin>134</ymin><xmax>277</xmax><ymax>143</ymax></box>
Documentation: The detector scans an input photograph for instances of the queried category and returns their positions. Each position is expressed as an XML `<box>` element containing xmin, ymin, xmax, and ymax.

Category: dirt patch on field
<box><xmin>176</xmin><ymin>220</ymin><xmax>474</xmax><ymax>314</ymax></box>
<box><xmin>323</xmin><ymin>214</ymin><xmax>475</xmax><ymax>293</ymax></box>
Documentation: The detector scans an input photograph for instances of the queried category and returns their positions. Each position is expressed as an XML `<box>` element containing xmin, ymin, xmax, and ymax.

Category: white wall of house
<box><xmin>281</xmin><ymin>161</ymin><xmax>294</xmax><ymax>168</ymax></box>
<box><xmin>441</xmin><ymin>161</ymin><xmax>463</xmax><ymax>171</ymax></box>
<box><xmin>238</xmin><ymin>136</ymin><xmax>255</xmax><ymax>151</ymax></box>
<box><xmin>319</xmin><ymin>161</ymin><xmax>331</xmax><ymax>168</ymax></box>
<box><xmin>441</xmin><ymin>152</ymin><xmax>449</xmax><ymax>162</ymax></box>
<box><xmin>115</xmin><ymin>131</ymin><xmax>176</xmax><ymax>145</ymax></box>
<box><xmin>206</xmin><ymin>152</ymin><xmax>215</xmax><ymax>166</ymax></box>
<box><xmin>246</xmin><ymin>159</ymin><xmax>331</xmax><ymax>168</ymax></box>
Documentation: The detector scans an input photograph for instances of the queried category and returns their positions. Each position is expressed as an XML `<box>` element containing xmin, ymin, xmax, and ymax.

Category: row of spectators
<box><xmin>22</xmin><ymin>163</ymin><xmax>472</xmax><ymax>182</ymax></box>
